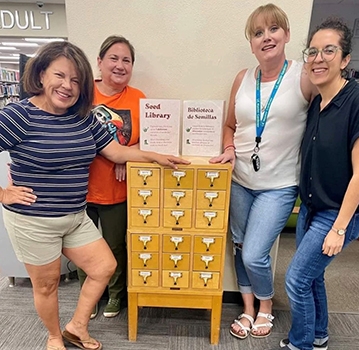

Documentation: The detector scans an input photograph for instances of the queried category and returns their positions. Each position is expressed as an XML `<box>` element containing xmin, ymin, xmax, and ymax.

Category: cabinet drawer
<box><xmin>197</xmin><ymin>169</ymin><xmax>228</xmax><ymax>190</ymax></box>
<box><xmin>195</xmin><ymin>210</ymin><xmax>225</xmax><ymax>229</ymax></box>
<box><xmin>193</xmin><ymin>254</ymin><xmax>221</xmax><ymax>271</ymax></box>
<box><xmin>130</xmin><ymin>208</ymin><xmax>160</xmax><ymax>227</ymax></box>
<box><xmin>132</xmin><ymin>270</ymin><xmax>159</xmax><ymax>287</ymax></box>
<box><xmin>196</xmin><ymin>190</ymin><xmax>226</xmax><ymax>210</ymax></box>
<box><xmin>192</xmin><ymin>272</ymin><xmax>220</xmax><ymax>289</ymax></box>
<box><xmin>163</xmin><ymin>209</ymin><xmax>192</xmax><ymax>228</ymax></box>
<box><xmin>162</xmin><ymin>253</ymin><xmax>190</xmax><ymax>270</ymax></box>
<box><xmin>130</xmin><ymin>168</ymin><xmax>160</xmax><ymax>188</ymax></box>
<box><xmin>163</xmin><ymin>189</ymin><xmax>193</xmax><ymax>208</ymax></box>
<box><xmin>164</xmin><ymin>168</ymin><xmax>194</xmax><ymax>188</ymax></box>
<box><xmin>163</xmin><ymin>234</ymin><xmax>191</xmax><ymax>252</ymax></box>
<box><xmin>131</xmin><ymin>234</ymin><xmax>159</xmax><ymax>251</ymax></box>
<box><xmin>162</xmin><ymin>271</ymin><xmax>189</xmax><ymax>288</ymax></box>
<box><xmin>194</xmin><ymin>236</ymin><xmax>223</xmax><ymax>254</ymax></box>
<box><xmin>130</xmin><ymin>188</ymin><xmax>160</xmax><ymax>207</ymax></box>
<box><xmin>131</xmin><ymin>252</ymin><xmax>159</xmax><ymax>269</ymax></box>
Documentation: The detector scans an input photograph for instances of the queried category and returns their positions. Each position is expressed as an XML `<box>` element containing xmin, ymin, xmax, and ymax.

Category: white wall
<box><xmin>65</xmin><ymin>0</ymin><xmax>314</xmax><ymax>291</ymax></box>
<box><xmin>65</xmin><ymin>0</ymin><xmax>314</xmax><ymax>101</ymax></box>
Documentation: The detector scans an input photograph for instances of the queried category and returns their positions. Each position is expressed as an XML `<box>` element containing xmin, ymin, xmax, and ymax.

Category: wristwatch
<box><xmin>331</xmin><ymin>227</ymin><xmax>346</xmax><ymax>236</ymax></box>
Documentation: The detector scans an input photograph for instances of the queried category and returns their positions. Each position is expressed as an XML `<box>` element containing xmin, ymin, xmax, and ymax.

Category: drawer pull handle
<box><xmin>205</xmin><ymin>171</ymin><xmax>220</xmax><ymax>187</ymax></box>
<box><xmin>139</xmin><ymin>235</ymin><xmax>152</xmax><ymax>250</ymax></box>
<box><xmin>202</xmin><ymin>237</ymin><xmax>215</xmax><ymax>251</ymax></box>
<box><xmin>171</xmin><ymin>191</ymin><xmax>185</xmax><ymax>206</ymax></box>
<box><xmin>139</xmin><ymin>271</ymin><xmax>151</xmax><ymax>284</ymax></box>
<box><xmin>170</xmin><ymin>254</ymin><xmax>183</xmax><ymax>268</ymax></box>
<box><xmin>172</xmin><ymin>170</ymin><xmax>186</xmax><ymax>186</ymax></box>
<box><xmin>171</xmin><ymin>210</ymin><xmax>184</xmax><ymax>225</ymax></box>
<box><xmin>139</xmin><ymin>253</ymin><xmax>152</xmax><ymax>267</ymax></box>
<box><xmin>138</xmin><ymin>190</ymin><xmax>152</xmax><ymax>205</ymax></box>
<box><xmin>138</xmin><ymin>169</ymin><xmax>152</xmax><ymax>185</ymax></box>
<box><xmin>170</xmin><ymin>236</ymin><xmax>184</xmax><ymax>250</ymax></box>
<box><xmin>204</xmin><ymin>211</ymin><xmax>217</xmax><ymax>226</ymax></box>
<box><xmin>139</xmin><ymin>209</ymin><xmax>152</xmax><ymax>224</ymax></box>
<box><xmin>170</xmin><ymin>272</ymin><xmax>182</xmax><ymax>285</ymax></box>
<box><xmin>201</xmin><ymin>255</ymin><xmax>214</xmax><ymax>269</ymax></box>
<box><xmin>200</xmin><ymin>272</ymin><xmax>213</xmax><ymax>287</ymax></box>
<box><xmin>204</xmin><ymin>192</ymin><xmax>219</xmax><ymax>207</ymax></box>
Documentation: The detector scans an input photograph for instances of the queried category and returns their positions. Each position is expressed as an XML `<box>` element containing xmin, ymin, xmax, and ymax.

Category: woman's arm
<box><xmin>322</xmin><ymin>138</ymin><xmax>359</xmax><ymax>256</ymax></box>
<box><xmin>114</xmin><ymin>143</ymin><xmax>140</xmax><ymax>181</ymax></box>
<box><xmin>301</xmin><ymin>65</ymin><xmax>318</xmax><ymax>103</ymax></box>
<box><xmin>100</xmin><ymin>140</ymin><xmax>190</xmax><ymax>169</ymax></box>
<box><xmin>209</xmin><ymin>69</ymin><xmax>246</xmax><ymax>167</ymax></box>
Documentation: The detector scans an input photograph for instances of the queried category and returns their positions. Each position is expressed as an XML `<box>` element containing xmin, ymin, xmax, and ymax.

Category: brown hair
<box><xmin>245</xmin><ymin>3</ymin><xmax>289</xmax><ymax>40</ymax></box>
<box><xmin>98</xmin><ymin>35</ymin><xmax>135</xmax><ymax>63</ymax></box>
<box><xmin>23</xmin><ymin>41</ymin><xmax>94</xmax><ymax>117</ymax></box>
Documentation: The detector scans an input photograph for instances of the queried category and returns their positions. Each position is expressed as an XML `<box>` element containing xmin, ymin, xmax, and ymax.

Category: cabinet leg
<box><xmin>128</xmin><ymin>292</ymin><xmax>138</xmax><ymax>341</ymax></box>
<box><xmin>210</xmin><ymin>295</ymin><xmax>222</xmax><ymax>345</ymax></box>
<box><xmin>8</xmin><ymin>277</ymin><xmax>15</xmax><ymax>287</ymax></box>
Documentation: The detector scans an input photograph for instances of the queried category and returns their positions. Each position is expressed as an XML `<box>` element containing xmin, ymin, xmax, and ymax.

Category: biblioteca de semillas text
<box><xmin>144</xmin><ymin>103</ymin><xmax>217</xmax><ymax>120</ymax></box>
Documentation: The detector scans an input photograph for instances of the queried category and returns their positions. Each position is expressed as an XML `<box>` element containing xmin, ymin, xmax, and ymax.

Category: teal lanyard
<box><xmin>255</xmin><ymin>59</ymin><xmax>288</xmax><ymax>152</ymax></box>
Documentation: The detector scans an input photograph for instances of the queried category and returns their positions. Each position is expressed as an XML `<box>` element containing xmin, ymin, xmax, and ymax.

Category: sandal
<box><xmin>47</xmin><ymin>346</ymin><xmax>66</xmax><ymax>350</ymax></box>
<box><xmin>250</xmin><ymin>312</ymin><xmax>274</xmax><ymax>338</ymax></box>
<box><xmin>62</xmin><ymin>330</ymin><xmax>102</xmax><ymax>350</ymax></box>
<box><xmin>229</xmin><ymin>313</ymin><xmax>254</xmax><ymax>339</ymax></box>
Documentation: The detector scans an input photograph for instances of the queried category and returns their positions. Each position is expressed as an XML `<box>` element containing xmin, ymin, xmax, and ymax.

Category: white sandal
<box><xmin>229</xmin><ymin>313</ymin><xmax>254</xmax><ymax>339</ymax></box>
<box><xmin>250</xmin><ymin>312</ymin><xmax>274</xmax><ymax>338</ymax></box>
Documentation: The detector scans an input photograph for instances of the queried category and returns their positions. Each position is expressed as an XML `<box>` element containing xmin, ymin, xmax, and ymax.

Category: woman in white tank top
<box><xmin>210</xmin><ymin>3</ymin><xmax>317</xmax><ymax>341</ymax></box>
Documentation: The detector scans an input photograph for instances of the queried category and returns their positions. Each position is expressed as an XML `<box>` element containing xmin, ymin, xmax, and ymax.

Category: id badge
<box><xmin>251</xmin><ymin>153</ymin><xmax>260</xmax><ymax>172</ymax></box>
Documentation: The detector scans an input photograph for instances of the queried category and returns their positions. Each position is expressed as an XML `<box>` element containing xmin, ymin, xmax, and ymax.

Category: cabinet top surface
<box><xmin>127</xmin><ymin>156</ymin><xmax>232</xmax><ymax>169</ymax></box>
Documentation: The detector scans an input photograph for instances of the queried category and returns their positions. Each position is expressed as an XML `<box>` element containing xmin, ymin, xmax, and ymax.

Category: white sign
<box><xmin>140</xmin><ymin>98</ymin><xmax>181</xmax><ymax>156</ymax></box>
<box><xmin>182</xmin><ymin>100</ymin><xmax>224</xmax><ymax>157</ymax></box>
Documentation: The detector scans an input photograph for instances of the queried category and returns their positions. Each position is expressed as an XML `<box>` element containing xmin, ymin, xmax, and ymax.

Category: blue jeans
<box><xmin>286</xmin><ymin>203</ymin><xmax>359</xmax><ymax>350</ymax></box>
<box><xmin>230</xmin><ymin>181</ymin><xmax>298</xmax><ymax>299</ymax></box>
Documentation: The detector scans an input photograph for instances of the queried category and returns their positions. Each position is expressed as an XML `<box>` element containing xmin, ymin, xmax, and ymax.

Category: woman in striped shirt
<box><xmin>0</xmin><ymin>41</ymin><xmax>188</xmax><ymax>350</ymax></box>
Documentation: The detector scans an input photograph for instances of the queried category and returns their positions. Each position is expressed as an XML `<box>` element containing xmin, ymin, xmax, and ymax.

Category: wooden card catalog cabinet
<box><xmin>126</xmin><ymin>158</ymin><xmax>232</xmax><ymax>345</ymax></box>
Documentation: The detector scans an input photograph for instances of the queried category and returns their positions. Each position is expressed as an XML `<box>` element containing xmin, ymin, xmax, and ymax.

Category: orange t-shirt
<box><xmin>86</xmin><ymin>82</ymin><xmax>146</xmax><ymax>204</ymax></box>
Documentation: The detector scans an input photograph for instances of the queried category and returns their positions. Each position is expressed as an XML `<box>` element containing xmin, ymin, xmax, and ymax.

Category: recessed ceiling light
<box><xmin>0</xmin><ymin>56</ymin><xmax>19</xmax><ymax>60</ymax></box>
<box><xmin>0</xmin><ymin>46</ymin><xmax>18</xmax><ymax>50</ymax></box>
<box><xmin>24</xmin><ymin>38</ymin><xmax>65</xmax><ymax>43</ymax></box>
<box><xmin>0</xmin><ymin>61</ymin><xmax>19</xmax><ymax>64</ymax></box>
<box><xmin>2</xmin><ymin>42</ymin><xmax>39</xmax><ymax>47</ymax></box>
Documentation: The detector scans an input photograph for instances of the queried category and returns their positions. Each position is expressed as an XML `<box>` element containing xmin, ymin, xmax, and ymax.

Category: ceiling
<box><xmin>0</xmin><ymin>37</ymin><xmax>66</xmax><ymax>66</ymax></box>
<box><xmin>0</xmin><ymin>1</ymin><xmax>66</xmax><ymax>65</ymax></box>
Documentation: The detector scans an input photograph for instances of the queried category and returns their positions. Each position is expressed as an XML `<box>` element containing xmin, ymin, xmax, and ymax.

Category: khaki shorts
<box><xmin>3</xmin><ymin>208</ymin><xmax>102</xmax><ymax>266</ymax></box>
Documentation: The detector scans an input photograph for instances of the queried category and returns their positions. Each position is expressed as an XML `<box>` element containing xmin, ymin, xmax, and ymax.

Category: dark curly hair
<box><xmin>307</xmin><ymin>17</ymin><xmax>353</xmax><ymax>58</ymax></box>
<box><xmin>306</xmin><ymin>17</ymin><xmax>352</xmax><ymax>77</ymax></box>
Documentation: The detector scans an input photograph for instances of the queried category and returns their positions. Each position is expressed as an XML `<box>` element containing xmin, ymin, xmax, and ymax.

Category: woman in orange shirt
<box><xmin>77</xmin><ymin>35</ymin><xmax>145</xmax><ymax>318</ymax></box>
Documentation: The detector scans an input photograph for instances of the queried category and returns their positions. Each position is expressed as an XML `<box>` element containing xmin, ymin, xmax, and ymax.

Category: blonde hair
<box><xmin>245</xmin><ymin>3</ymin><xmax>289</xmax><ymax>40</ymax></box>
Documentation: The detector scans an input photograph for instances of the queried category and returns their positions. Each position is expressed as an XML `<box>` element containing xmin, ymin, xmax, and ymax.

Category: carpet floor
<box><xmin>1</xmin><ymin>233</ymin><xmax>359</xmax><ymax>350</ymax></box>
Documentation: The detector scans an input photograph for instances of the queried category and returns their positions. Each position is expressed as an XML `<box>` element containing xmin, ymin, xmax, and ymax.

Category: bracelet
<box><xmin>223</xmin><ymin>144</ymin><xmax>235</xmax><ymax>152</ymax></box>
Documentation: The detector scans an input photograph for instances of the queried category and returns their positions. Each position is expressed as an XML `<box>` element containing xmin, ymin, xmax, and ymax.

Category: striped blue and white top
<box><xmin>0</xmin><ymin>99</ymin><xmax>113</xmax><ymax>217</ymax></box>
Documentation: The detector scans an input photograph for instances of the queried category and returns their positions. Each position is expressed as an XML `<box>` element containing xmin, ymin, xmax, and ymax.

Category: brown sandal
<box><xmin>62</xmin><ymin>330</ymin><xmax>102</xmax><ymax>350</ymax></box>
<box><xmin>47</xmin><ymin>346</ymin><xmax>66</xmax><ymax>350</ymax></box>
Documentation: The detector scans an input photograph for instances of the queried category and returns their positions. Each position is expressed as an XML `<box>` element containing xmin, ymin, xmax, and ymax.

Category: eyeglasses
<box><xmin>303</xmin><ymin>45</ymin><xmax>342</xmax><ymax>63</ymax></box>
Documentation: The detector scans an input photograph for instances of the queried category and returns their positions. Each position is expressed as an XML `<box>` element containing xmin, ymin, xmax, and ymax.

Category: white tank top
<box><xmin>232</xmin><ymin>60</ymin><xmax>308</xmax><ymax>190</ymax></box>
